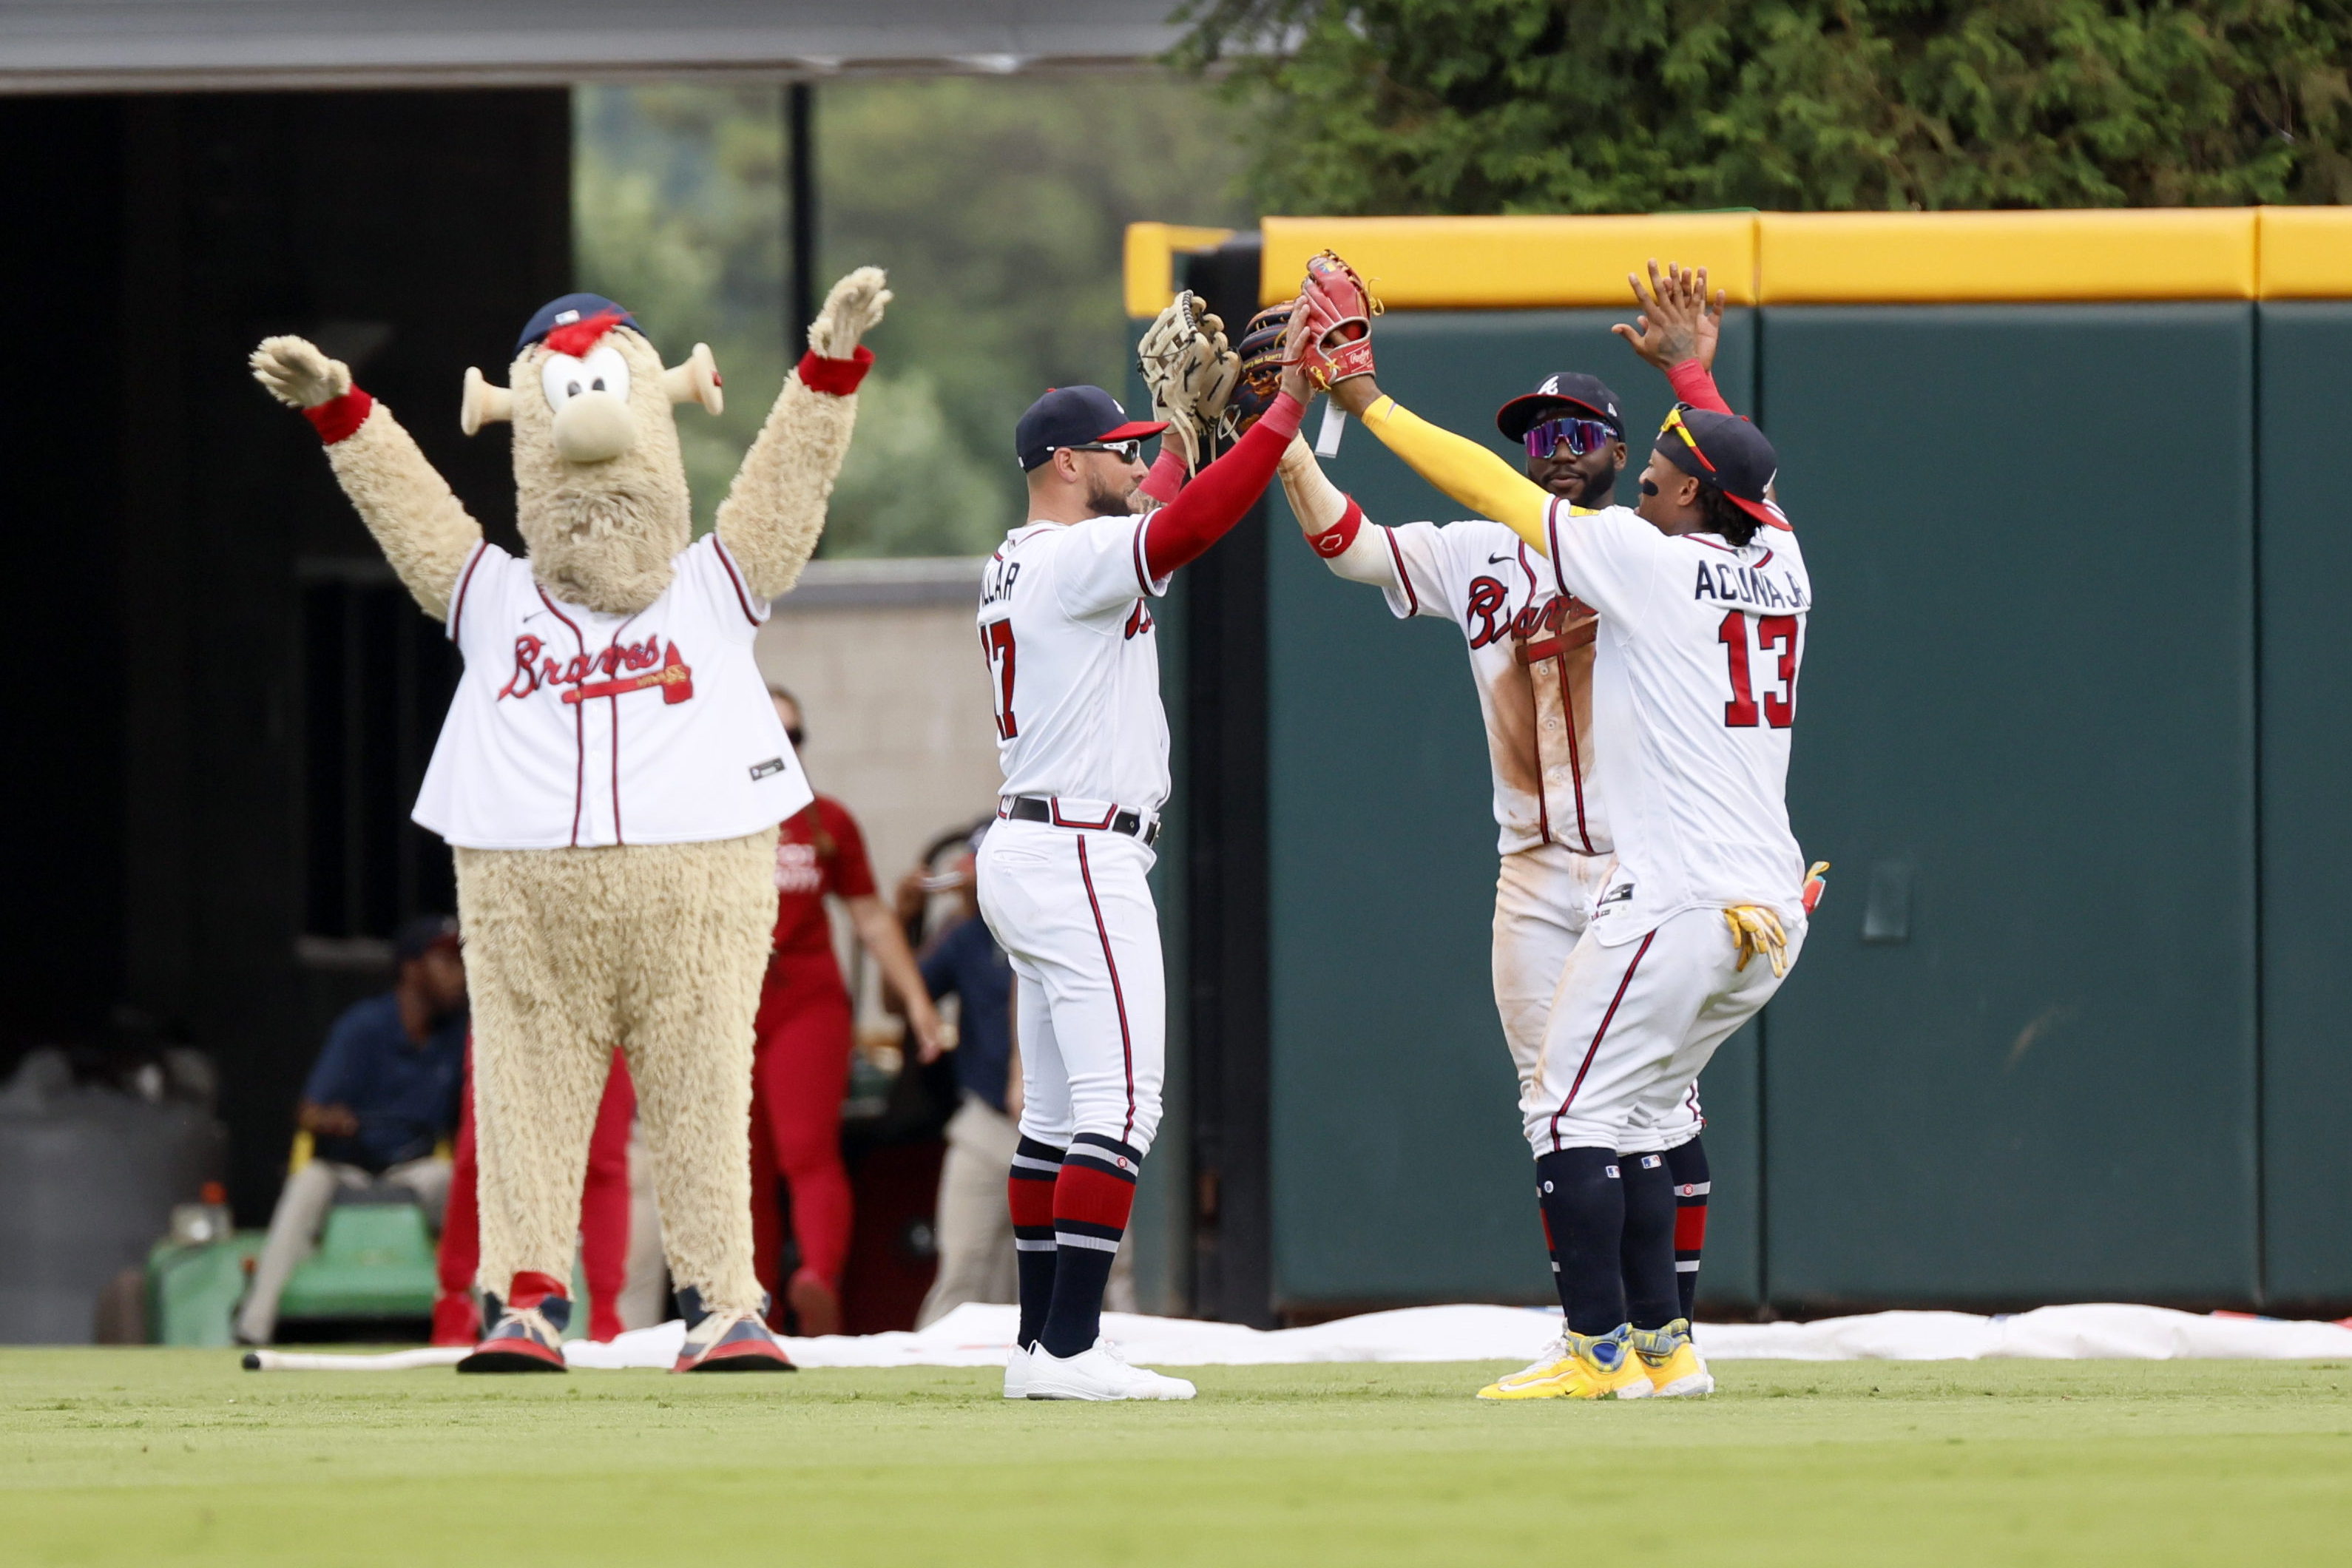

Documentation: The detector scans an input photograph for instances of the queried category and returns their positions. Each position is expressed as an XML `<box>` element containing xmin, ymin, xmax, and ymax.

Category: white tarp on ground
<box><xmin>244</xmin><ymin>1300</ymin><xmax>2352</xmax><ymax>1372</ymax></box>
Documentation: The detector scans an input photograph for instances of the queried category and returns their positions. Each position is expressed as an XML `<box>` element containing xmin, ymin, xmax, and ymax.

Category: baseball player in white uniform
<box><xmin>1300</xmin><ymin>257</ymin><xmax>1819</xmax><ymax>1399</ymax></box>
<box><xmin>1277</xmin><ymin>365</ymin><xmax>1725</xmax><ymax>1334</ymax></box>
<box><xmin>979</xmin><ymin>317</ymin><xmax>1313</xmax><ymax>1401</ymax></box>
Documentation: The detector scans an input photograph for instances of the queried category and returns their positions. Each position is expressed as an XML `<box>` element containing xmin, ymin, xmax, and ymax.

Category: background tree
<box><xmin>576</xmin><ymin>78</ymin><xmax>1249</xmax><ymax>556</ymax></box>
<box><xmin>1175</xmin><ymin>0</ymin><xmax>2352</xmax><ymax>214</ymax></box>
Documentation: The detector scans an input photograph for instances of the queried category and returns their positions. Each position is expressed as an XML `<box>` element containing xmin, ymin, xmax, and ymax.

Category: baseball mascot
<box><xmin>251</xmin><ymin>268</ymin><xmax>892</xmax><ymax>1371</ymax></box>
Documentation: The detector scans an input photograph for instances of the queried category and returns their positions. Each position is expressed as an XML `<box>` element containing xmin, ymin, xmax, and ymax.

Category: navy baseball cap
<box><xmin>1656</xmin><ymin>405</ymin><xmax>1788</xmax><ymax>530</ymax></box>
<box><xmin>1016</xmin><ymin>386</ymin><xmax>1167</xmax><ymax>472</ymax></box>
<box><xmin>393</xmin><ymin>913</ymin><xmax>461</xmax><ymax>964</ymax></box>
<box><xmin>516</xmin><ymin>293</ymin><xmax>641</xmax><ymax>357</ymax></box>
<box><xmin>1495</xmin><ymin>371</ymin><xmax>1626</xmax><ymax>442</ymax></box>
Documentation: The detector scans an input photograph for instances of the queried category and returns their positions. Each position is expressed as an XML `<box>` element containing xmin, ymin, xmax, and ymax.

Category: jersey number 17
<box><xmin>981</xmin><ymin>621</ymin><xmax>1018</xmax><ymax>740</ymax></box>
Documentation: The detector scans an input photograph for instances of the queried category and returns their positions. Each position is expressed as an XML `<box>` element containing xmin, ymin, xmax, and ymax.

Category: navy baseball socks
<box><xmin>1666</xmin><ymin>1136</ymin><xmax>1711</xmax><ymax>1321</ymax></box>
<box><xmin>1618</xmin><ymin>1149</ymin><xmax>1681</xmax><ymax>1331</ymax></box>
<box><xmin>1487</xmin><ymin>1155</ymin><xmax>1648</xmax><ymax>1400</ymax></box>
<box><xmin>1038</xmin><ymin>1133</ymin><xmax>1141</xmax><ymax>1358</ymax></box>
<box><xmin>1007</xmin><ymin>1136</ymin><xmax>1065</xmax><ymax>1350</ymax></box>
<box><xmin>1535</xmin><ymin>1147</ymin><xmax>1627</xmax><ymax>1336</ymax></box>
<box><xmin>1624</xmin><ymin>1145</ymin><xmax>1714</xmax><ymax>1396</ymax></box>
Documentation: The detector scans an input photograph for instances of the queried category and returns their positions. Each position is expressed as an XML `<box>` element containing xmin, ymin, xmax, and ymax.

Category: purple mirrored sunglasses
<box><xmin>1522</xmin><ymin>415</ymin><xmax>1619</xmax><ymax>459</ymax></box>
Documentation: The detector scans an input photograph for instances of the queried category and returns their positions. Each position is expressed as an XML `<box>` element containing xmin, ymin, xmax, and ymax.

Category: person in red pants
<box><xmin>433</xmin><ymin>1045</ymin><xmax>637</xmax><ymax>1345</ymax></box>
<box><xmin>752</xmin><ymin>688</ymin><xmax>944</xmax><ymax>1335</ymax></box>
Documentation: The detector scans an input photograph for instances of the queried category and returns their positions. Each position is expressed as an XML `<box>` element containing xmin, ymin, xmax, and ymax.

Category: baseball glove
<box><xmin>1226</xmin><ymin>301</ymin><xmax>1295</xmax><ymax>436</ymax></box>
<box><xmin>1295</xmin><ymin>249</ymin><xmax>1382</xmax><ymax>388</ymax></box>
<box><xmin>1137</xmin><ymin>290</ymin><xmax>1240</xmax><ymax>473</ymax></box>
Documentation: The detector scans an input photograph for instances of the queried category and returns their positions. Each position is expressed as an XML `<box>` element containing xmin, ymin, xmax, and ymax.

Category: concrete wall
<box><xmin>754</xmin><ymin>558</ymin><xmax>1001</xmax><ymax>1020</ymax></box>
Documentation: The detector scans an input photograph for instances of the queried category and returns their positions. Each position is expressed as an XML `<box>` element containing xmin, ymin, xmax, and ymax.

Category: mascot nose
<box><xmin>550</xmin><ymin>391</ymin><xmax>637</xmax><ymax>463</ymax></box>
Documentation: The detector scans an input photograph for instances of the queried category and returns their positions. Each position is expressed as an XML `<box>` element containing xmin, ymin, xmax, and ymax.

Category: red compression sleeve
<box><xmin>1666</xmin><ymin>359</ymin><xmax>1734</xmax><ymax>416</ymax></box>
<box><xmin>1138</xmin><ymin>445</ymin><xmax>1190</xmax><ymax>505</ymax></box>
<box><xmin>1142</xmin><ymin>393</ymin><xmax>1305</xmax><ymax>580</ymax></box>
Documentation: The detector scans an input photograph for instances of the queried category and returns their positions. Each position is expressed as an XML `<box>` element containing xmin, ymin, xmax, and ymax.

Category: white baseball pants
<box><xmin>1494</xmin><ymin>845</ymin><xmax>1703</xmax><ymax>1155</ymax></box>
<box><xmin>976</xmin><ymin>819</ymin><xmax>1166</xmax><ymax>1158</ymax></box>
<box><xmin>1524</xmin><ymin>902</ymin><xmax>1803</xmax><ymax>1157</ymax></box>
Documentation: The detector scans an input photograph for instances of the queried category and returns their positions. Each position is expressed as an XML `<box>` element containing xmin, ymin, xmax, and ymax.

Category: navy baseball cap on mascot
<box><xmin>514</xmin><ymin>292</ymin><xmax>643</xmax><ymax>356</ymax></box>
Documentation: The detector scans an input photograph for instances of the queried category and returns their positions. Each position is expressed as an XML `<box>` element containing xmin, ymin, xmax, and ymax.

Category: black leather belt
<box><xmin>1000</xmin><ymin>795</ymin><xmax>1160</xmax><ymax>847</ymax></box>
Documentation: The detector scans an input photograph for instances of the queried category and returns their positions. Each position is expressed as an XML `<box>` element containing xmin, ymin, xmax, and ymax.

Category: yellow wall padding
<box><xmin>1123</xmin><ymin>223</ymin><xmax>1239</xmax><ymax>319</ymax></box>
<box><xmin>2257</xmin><ymin>207</ymin><xmax>2352</xmax><ymax>300</ymax></box>
<box><xmin>1757</xmin><ymin>209</ymin><xmax>2258</xmax><ymax>303</ymax></box>
<box><xmin>1133</xmin><ymin>209</ymin><xmax>2352</xmax><ymax>313</ymax></box>
<box><xmin>1256</xmin><ymin>213</ymin><xmax>1760</xmax><ymax>311</ymax></box>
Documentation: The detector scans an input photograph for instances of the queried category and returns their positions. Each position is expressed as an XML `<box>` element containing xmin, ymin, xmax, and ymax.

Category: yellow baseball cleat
<box><xmin>1632</xmin><ymin>1319</ymin><xmax>1715</xmax><ymax>1397</ymax></box>
<box><xmin>1477</xmin><ymin>1327</ymin><xmax>1652</xmax><ymax>1400</ymax></box>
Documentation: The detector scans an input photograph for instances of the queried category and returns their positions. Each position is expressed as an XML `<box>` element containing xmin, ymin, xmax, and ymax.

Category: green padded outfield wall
<box><xmin>2257</xmin><ymin>303</ymin><xmax>2352</xmax><ymax>1311</ymax></box>
<box><xmin>1263</xmin><ymin>310</ymin><xmax>1765</xmax><ymax>1311</ymax></box>
<box><xmin>1757</xmin><ymin>305</ymin><xmax>2258</xmax><ymax>1308</ymax></box>
<box><xmin>1242</xmin><ymin>300</ymin><xmax>2321</xmax><ymax>1314</ymax></box>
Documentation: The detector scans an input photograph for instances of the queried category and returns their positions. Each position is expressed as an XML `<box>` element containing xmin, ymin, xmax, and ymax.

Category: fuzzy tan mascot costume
<box><xmin>252</xmin><ymin>269</ymin><xmax>890</xmax><ymax>1371</ymax></box>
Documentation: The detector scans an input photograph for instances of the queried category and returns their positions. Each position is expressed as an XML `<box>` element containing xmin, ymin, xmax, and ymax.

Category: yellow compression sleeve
<box><xmin>1357</xmin><ymin>394</ymin><xmax>1553</xmax><ymax>553</ymax></box>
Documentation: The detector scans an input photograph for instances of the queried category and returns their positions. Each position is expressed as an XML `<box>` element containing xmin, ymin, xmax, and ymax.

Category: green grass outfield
<box><xmin>8</xmin><ymin>1351</ymin><xmax>2351</xmax><ymax>1566</ymax></box>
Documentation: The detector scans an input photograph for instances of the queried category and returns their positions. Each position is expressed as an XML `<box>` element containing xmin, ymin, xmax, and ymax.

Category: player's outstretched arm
<box><xmin>1293</xmin><ymin>254</ymin><xmax>1555</xmax><ymax>555</ymax></box>
<box><xmin>714</xmin><ymin>267</ymin><xmax>890</xmax><ymax>601</ymax></box>
<box><xmin>1612</xmin><ymin>259</ymin><xmax>1734</xmax><ymax>415</ymax></box>
<box><xmin>1276</xmin><ymin>436</ymin><xmax>1394</xmax><ymax>587</ymax></box>
<box><xmin>1329</xmin><ymin>374</ymin><xmax>1553</xmax><ymax>555</ymax></box>
<box><xmin>251</xmin><ymin>335</ymin><xmax>482</xmax><ymax>622</ymax></box>
<box><xmin>1137</xmin><ymin>298</ymin><xmax>1315</xmax><ymax>581</ymax></box>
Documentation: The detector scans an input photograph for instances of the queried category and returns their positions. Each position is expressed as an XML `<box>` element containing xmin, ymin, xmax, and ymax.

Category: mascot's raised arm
<box><xmin>251</xmin><ymin>268</ymin><xmax>891</xmax><ymax>1373</ymax></box>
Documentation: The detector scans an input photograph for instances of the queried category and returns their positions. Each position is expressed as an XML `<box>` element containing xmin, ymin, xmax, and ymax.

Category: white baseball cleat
<box><xmin>1024</xmin><ymin>1339</ymin><xmax>1196</xmax><ymax>1401</ymax></box>
<box><xmin>1004</xmin><ymin>1344</ymin><xmax>1032</xmax><ymax>1400</ymax></box>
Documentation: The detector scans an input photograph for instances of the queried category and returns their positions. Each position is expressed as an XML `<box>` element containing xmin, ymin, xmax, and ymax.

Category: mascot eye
<box><xmin>580</xmin><ymin>343</ymin><xmax>631</xmax><ymax>403</ymax></box>
<box><xmin>541</xmin><ymin>353</ymin><xmax>587</xmax><ymax>412</ymax></box>
<box><xmin>539</xmin><ymin>344</ymin><xmax>631</xmax><ymax>410</ymax></box>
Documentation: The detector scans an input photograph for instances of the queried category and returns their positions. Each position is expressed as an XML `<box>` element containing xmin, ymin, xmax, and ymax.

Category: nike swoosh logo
<box><xmin>1488</xmin><ymin>552</ymin><xmax>1513</xmax><ymax>564</ymax></box>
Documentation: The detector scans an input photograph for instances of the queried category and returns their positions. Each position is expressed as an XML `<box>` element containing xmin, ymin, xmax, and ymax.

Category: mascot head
<box><xmin>459</xmin><ymin>294</ymin><xmax>726</xmax><ymax>615</ymax></box>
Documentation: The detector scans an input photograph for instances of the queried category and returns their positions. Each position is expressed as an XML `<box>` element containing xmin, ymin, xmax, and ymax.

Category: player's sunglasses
<box><xmin>1523</xmin><ymin>416</ymin><xmax>1618</xmax><ymax>459</ymax></box>
<box><xmin>1058</xmin><ymin>439</ymin><xmax>1144</xmax><ymax>463</ymax></box>
<box><xmin>1658</xmin><ymin>403</ymin><xmax>1718</xmax><ymax>474</ymax></box>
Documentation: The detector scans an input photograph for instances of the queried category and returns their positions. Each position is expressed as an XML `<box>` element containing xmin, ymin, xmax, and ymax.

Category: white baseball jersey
<box><xmin>978</xmin><ymin>515</ymin><xmax>1172</xmax><ymax>817</ymax></box>
<box><xmin>1539</xmin><ymin>501</ymin><xmax>1811</xmax><ymax>944</ymax></box>
<box><xmin>413</xmin><ymin>534</ymin><xmax>811</xmax><ymax>849</ymax></box>
<box><xmin>1375</xmin><ymin>518</ymin><xmax>1609</xmax><ymax>856</ymax></box>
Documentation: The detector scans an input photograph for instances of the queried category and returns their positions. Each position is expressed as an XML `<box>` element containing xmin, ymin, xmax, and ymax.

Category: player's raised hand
<box><xmin>1612</xmin><ymin>259</ymin><xmax>1723</xmax><ymax>374</ymax></box>
<box><xmin>1276</xmin><ymin>294</ymin><xmax>1321</xmax><ymax>408</ymax></box>
<box><xmin>250</xmin><ymin>335</ymin><xmax>352</xmax><ymax>409</ymax></box>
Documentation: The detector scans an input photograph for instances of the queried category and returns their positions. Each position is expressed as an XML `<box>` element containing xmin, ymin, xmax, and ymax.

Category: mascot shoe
<box><xmin>674</xmin><ymin>1287</ymin><xmax>796</xmax><ymax>1373</ymax></box>
<box><xmin>459</xmin><ymin>1273</ymin><xmax>571</xmax><ymax>1373</ymax></box>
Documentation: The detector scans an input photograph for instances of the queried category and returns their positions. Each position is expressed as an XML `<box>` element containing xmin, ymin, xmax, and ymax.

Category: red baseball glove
<box><xmin>1296</xmin><ymin>250</ymin><xmax>1382</xmax><ymax>388</ymax></box>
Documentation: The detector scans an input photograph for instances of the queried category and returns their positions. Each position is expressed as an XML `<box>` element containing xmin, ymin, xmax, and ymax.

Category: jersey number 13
<box><xmin>1719</xmin><ymin>611</ymin><xmax>1799</xmax><ymax>729</ymax></box>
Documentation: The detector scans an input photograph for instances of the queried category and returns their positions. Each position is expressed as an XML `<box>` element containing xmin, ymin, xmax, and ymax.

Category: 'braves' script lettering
<box><xmin>499</xmin><ymin>632</ymin><xmax>680</xmax><ymax>702</ymax></box>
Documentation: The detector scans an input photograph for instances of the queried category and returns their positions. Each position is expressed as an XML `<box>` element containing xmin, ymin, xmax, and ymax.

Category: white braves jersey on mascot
<box><xmin>975</xmin><ymin>512</ymin><xmax>1172</xmax><ymax>1162</ymax></box>
<box><xmin>1375</xmin><ymin>517</ymin><xmax>1610</xmax><ymax>856</ymax></box>
<box><xmin>414</xmin><ymin>533</ymin><xmax>811</xmax><ymax>849</ymax></box>
<box><xmin>979</xmin><ymin>515</ymin><xmax>1172</xmax><ymax>817</ymax></box>
<box><xmin>1541</xmin><ymin>499</ymin><xmax>1811</xmax><ymax>943</ymax></box>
